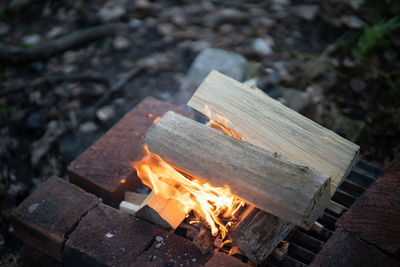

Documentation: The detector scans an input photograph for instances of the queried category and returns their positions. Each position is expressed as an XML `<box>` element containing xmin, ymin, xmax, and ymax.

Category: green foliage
<box><xmin>0</xmin><ymin>104</ymin><xmax>8</xmax><ymax>117</ymax></box>
<box><xmin>354</xmin><ymin>16</ymin><xmax>400</xmax><ymax>57</ymax></box>
<box><xmin>381</xmin><ymin>72</ymin><xmax>400</xmax><ymax>94</ymax></box>
<box><xmin>384</xmin><ymin>0</ymin><xmax>400</xmax><ymax>16</ymax></box>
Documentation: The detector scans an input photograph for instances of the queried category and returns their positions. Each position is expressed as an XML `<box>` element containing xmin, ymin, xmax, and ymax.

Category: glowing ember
<box><xmin>134</xmin><ymin>108</ymin><xmax>246</xmax><ymax>238</ymax></box>
<box><xmin>148</xmin><ymin>113</ymin><xmax>162</xmax><ymax>123</ymax></box>
<box><xmin>153</xmin><ymin>116</ymin><xmax>161</xmax><ymax>123</ymax></box>
<box><xmin>204</xmin><ymin>105</ymin><xmax>246</xmax><ymax>141</ymax></box>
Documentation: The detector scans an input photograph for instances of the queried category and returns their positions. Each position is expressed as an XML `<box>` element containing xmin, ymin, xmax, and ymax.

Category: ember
<box><xmin>204</xmin><ymin>105</ymin><xmax>246</xmax><ymax>141</ymax></box>
<box><xmin>148</xmin><ymin>113</ymin><xmax>162</xmax><ymax>123</ymax></box>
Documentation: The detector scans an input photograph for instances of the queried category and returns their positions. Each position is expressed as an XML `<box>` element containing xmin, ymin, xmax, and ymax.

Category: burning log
<box><xmin>188</xmin><ymin>71</ymin><xmax>360</xmax><ymax>263</ymax></box>
<box><xmin>271</xmin><ymin>241</ymin><xmax>290</xmax><ymax>261</ymax></box>
<box><xmin>207</xmin><ymin>120</ymin><xmax>295</xmax><ymax>263</ymax></box>
<box><xmin>119</xmin><ymin>191</ymin><xmax>187</xmax><ymax>230</ymax></box>
<box><xmin>141</xmin><ymin>111</ymin><xmax>331</xmax><ymax>229</ymax></box>
<box><xmin>194</xmin><ymin>224</ymin><xmax>215</xmax><ymax>254</ymax></box>
<box><xmin>228</xmin><ymin>206</ymin><xmax>294</xmax><ymax>263</ymax></box>
<box><xmin>187</xmin><ymin>70</ymin><xmax>360</xmax><ymax>194</ymax></box>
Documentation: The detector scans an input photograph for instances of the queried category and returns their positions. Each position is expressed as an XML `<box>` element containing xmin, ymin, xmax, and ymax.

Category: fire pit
<box><xmin>12</xmin><ymin>71</ymin><xmax>385</xmax><ymax>266</ymax></box>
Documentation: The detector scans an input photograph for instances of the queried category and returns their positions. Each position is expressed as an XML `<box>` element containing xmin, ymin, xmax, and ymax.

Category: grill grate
<box><xmin>264</xmin><ymin>159</ymin><xmax>384</xmax><ymax>266</ymax></box>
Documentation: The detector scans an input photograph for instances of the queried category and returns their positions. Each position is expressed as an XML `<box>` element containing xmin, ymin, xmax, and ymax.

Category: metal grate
<box><xmin>264</xmin><ymin>159</ymin><xmax>384</xmax><ymax>266</ymax></box>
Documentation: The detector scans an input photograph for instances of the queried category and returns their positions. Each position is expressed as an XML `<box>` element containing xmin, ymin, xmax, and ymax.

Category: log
<box><xmin>208</xmin><ymin>121</ymin><xmax>294</xmax><ymax>263</ymax></box>
<box><xmin>194</xmin><ymin>225</ymin><xmax>215</xmax><ymax>254</ymax></box>
<box><xmin>228</xmin><ymin>206</ymin><xmax>294</xmax><ymax>263</ymax></box>
<box><xmin>141</xmin><ymin>111</ymin><xmax>331</xmax><ymax>229</ymax></box>
<box><xmin>207</xmin><ymin>120</ymin><xmax>293</xmax><ymax>263</ymax></box>
<box><xmin>199</xmin><ymin>75</ymin><xmax>355</xmax><ymax>262</ymax></box>
<box><xmin>271</xmin><ymin>241</ymin><xmax>290</xmax><ymax>261</ymax></box>
<box><xmin>124</xmin><ymin>191</ymin><xmax>148</xmax><ymax>207</ymax></box>
<box><xmin>187</xmin><ymin>70</ymin><xmax>360</xmax><ymax>194</ymax></box>
<box><xmin>119</xmin><ymin>191</ymin><xmax>187</xmax><ymax>230</ymax></box>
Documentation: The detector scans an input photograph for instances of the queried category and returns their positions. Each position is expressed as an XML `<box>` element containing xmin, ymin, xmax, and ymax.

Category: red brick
<box><xmin>67</xmin><ymin>97</ymin><xmax>194</xmax><ymax>207</ymax></box>
<box><xmin>11</xmin><ymin>177</ymin><xmax>101</xmax><ymax>261</ymax></box>
<box><xmin>310</xmin><ymin>229</ymin><xmax>398</xmax><ymax>267</ymax></box>
<box><xmin>134</xmin><ymin>231</ymin><xmax>212</xmax><ymax>266</ymax></box>
<box><xmin>63</xmin><ymin>203</ymin><xmax>161</xmax><ymax>267</ymax></box>
<box><xmin>20</xmin><ymin>245</ymin><xmax>63</xmax><ymax>267</ymax></box>
<box><xmin>204</xmin><ymin>252</ymin><xmax>248</xmax><ymax>267</ymax></box>
<box><xmin>336</xmin><ymin>157</ymin><xmax>400</xmax><ymax>255</ymax></box>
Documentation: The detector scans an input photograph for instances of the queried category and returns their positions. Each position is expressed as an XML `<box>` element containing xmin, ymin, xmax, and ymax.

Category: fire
<box><xmin>148</xmin><ymin>113</ymin><xmax>161</xmax><ymax>123</ymax></box>
<box><xmin>133</xmin><ymin>145</ymin><xmax>244</xmax><ymax>238</ymax></box>
<box><xmin>204</xmin><ymin>105</ymin><xmax>245</xmax><ymax>141</ymax></box>
<box><xmin>134</xmin><ymin>107</ymin><xmax>246</xmax><ymax>238</ymax></box>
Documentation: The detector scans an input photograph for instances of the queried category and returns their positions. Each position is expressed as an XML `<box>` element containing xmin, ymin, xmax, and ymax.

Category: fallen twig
<box><xmin>0</xmin><ymin>73</ymin><xmax>110</xmax><ymax>97</ymax></box>
<box><xmin>0</xmin><ymin>23</ymin><xmax>126</xmax><ymax>64</ymax></box>
<box><xmin>6</xmin><ymin>0</ymin><xmax>34</xmax><ymax>12</ymax></box>
<box><xmin>1</xmin><ymin>67</ymin><xmax>142</xmax><ymax>121</ymax></box>
<box><xmin>91</xmin><ymin>67</ymin><xmax>142</xmax><ymax>111</ymax></box>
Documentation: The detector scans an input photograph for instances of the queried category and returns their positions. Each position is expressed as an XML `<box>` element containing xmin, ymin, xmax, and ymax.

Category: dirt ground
<box><xmin>0</xmin><ymin>0</ymin><xmax>399</xmax><ymax>265</ymax></box>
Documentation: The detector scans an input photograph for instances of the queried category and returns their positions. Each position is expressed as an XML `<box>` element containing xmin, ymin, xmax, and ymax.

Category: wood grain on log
<box><xmin>142</xmin><ymin>111</ymin><xmax>331</xmax><ymax>229</ymax></box>
<box><xmin>207</xmin><ymin>119</ymin><xmax>292</xmax><ymax>263</ymax></box>
<box><xmin>194</xmin><ymin>225</ymin><xmax>215</xmax><ymax>255</ymax></box>
<box><xmin>196</xmin><ymin>72</ymin><xmax>355</xmax><ymax>262</ymax></box>
<box><xmin>208</xmin><ymin>120</ymin><xmax>294</xmax><ymax>263</ymax></box>
<box><xmin>188</xmin><ymin>70</ymin><xmax>359</xmax><ymax>194</ymax></box>
<box><xmin>228</xmin><ymin>206</ymin><xmax>294</xmax><ymax>263</ymax></box>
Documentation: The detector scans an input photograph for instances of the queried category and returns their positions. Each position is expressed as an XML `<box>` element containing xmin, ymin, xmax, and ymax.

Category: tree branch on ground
<box><xmin>0</xmin><ymin>23</ymin><xmax>126</xmax><ymax>64</ymax></box>
<box><xmin>0</xmin><ymin>73</ymin><xmax>110</xmax><ymax>97</ymax></box>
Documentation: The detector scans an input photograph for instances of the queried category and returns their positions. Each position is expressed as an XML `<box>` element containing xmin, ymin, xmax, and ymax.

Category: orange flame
<box><xmin>153</xmin><ymin>116</ymin><xmax>161</xmax><ymax>123</ymax></box>
<box><xmin>204</xmin><ymin>105</ymin><xmax>245</xmax><ymax>141</ymax></box>
<box><xmin>148</xmin><ymin>113</ymin><xmax>162</xmax><ymax>123</ymax></box>
<box><xmin>134</xmin><ymin>107</ymin><xmax>246</xmax><ymax>238</ymax></box>
<box><xmin>133</xmin><ymin>145</ymin><xmax>244</xmax><ymax>238</ymax></box>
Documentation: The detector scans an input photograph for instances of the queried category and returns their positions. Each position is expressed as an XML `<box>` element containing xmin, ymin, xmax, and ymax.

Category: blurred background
<box><xmin>0</xmin><ymin>0</ymin><xmax>399</xmax><ymax>264</ymax></box>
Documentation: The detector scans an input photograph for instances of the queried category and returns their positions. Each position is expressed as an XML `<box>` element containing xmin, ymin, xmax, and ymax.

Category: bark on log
<box><xmin>194</xmin><ymin>225</ymin><xmax>215</xmax><ymax>255</ymax></box>
<box><xmin>228</xmin><ymin>206</ymin><xmax>294</xmax><ymax>263</ymax></box>
<box><xmin>141</xmin><ymin>111</ymin><xmax>331</xmax><ymax>229</ymax></box>
<box><xmin>188</xmin><ymin>70</ymin><xmax>359</xmax><ymax>194</ymax></box>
